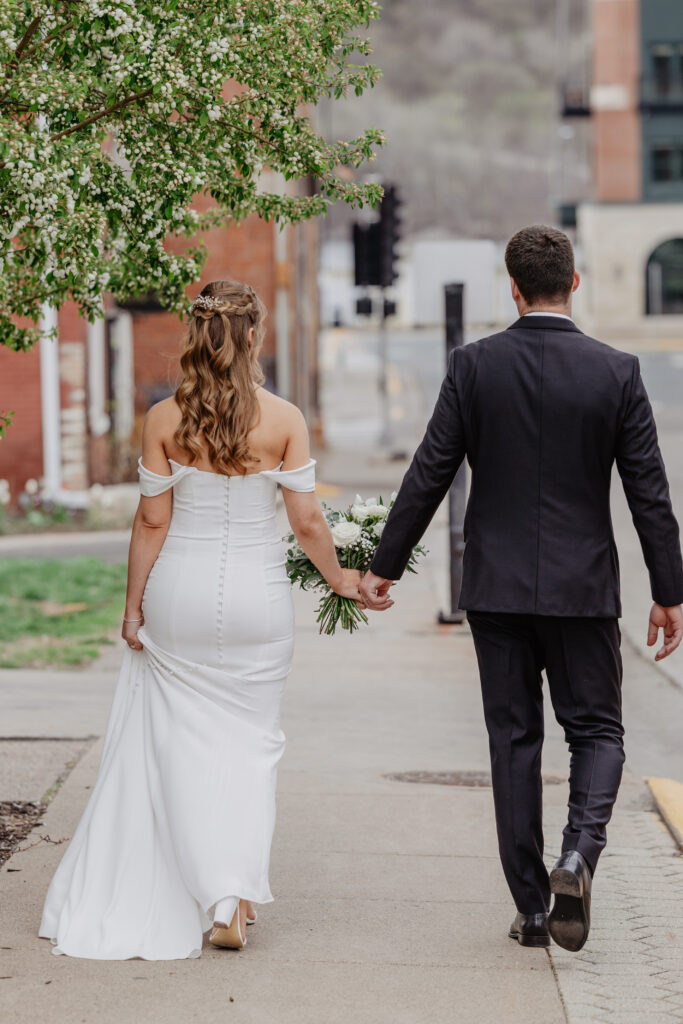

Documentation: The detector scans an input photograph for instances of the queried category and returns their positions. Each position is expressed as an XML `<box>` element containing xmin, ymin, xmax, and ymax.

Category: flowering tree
<box><xmin>0</xmin><ymin>0</ymin><xmax>384</xmax><ymax>352</ymax></box>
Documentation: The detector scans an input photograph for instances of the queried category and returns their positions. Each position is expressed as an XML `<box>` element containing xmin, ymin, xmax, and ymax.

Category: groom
<box><xmin>360</xmin><ymin>224</ymin><xmax>683</xmax><ymax>952</ymax></box>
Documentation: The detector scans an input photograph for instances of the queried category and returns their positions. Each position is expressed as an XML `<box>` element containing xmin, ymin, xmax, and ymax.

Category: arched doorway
<box><xmin>646</xmin><ymin>239</ymin><xmax>683</xmax><ymax>314</ymax></box>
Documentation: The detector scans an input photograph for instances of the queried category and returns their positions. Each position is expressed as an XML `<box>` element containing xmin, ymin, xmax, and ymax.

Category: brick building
<box><xmin>562</xmin><ymin>0</ymin><xmax>683</xmax><ymax>339</ymax></box>
<box><xmin>0</xmin><ymin>172</ymin><xmax>319</xmax><ymax>509</ymax></box>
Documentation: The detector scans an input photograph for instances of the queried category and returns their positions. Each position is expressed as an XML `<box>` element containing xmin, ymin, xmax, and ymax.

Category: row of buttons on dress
<box><xmin>216</xmin><ymin>476</ymin><xmax>230</xmax><ymax>664</ymax></box>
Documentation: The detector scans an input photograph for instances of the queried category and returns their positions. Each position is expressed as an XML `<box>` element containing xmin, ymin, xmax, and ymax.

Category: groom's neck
<box><xmin>516</xmin><ymin>297</ymin><xmax>573</xmax><ymax>318</ymax></box>
<box><xmin>516</xmin><ymin>290</ymin><xmax>573</xmax><ymax>317</ymax></box>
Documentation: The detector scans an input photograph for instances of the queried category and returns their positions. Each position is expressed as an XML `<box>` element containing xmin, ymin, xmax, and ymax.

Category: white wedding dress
<box><xmin>38</xmin><ymin>454</ymin><xmax>316</xmax><ymax>959</ymax></box>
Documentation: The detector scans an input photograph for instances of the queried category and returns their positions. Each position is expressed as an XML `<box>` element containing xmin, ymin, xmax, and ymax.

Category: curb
<box><xmin>0</xmin><ymin>528</ymin><xmax>130</xmax><ymax>551</ymax></box>
<box><xmin>646</xmin><ymin>776</ymin><xmax>683</xmax><ymax>850</ymax></box>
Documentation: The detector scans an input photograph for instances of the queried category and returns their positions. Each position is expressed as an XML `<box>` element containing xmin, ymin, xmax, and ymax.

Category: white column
<box><xmin>109</xmin><ymin>310</ymin><xmax>134</xmax><ymax>439</ymax></box>
<box><xmin>38</xmin><ymin>303</ymin><xmax>61</xmax><ymax>500</ymax></box>
<box><xmin>275</xmin><ymin>221</ymin><xmax>291</xmax><ymax>400</ymax></box>
<box><xmin>87</xmin><ymin>316</ymin><xmax>111</xmax><ymax>436</ymax></box>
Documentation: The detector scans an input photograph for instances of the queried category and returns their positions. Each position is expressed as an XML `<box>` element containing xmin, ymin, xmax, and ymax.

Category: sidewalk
<box><xmin>2</xmin><ymin>455</ymin><xmax>683</xmax><ymax>1023</ymax></box>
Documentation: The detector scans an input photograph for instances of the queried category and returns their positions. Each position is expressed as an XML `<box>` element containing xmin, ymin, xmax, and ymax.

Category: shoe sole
<box><xmin>508</xmin><ymin>929</ymin><xmax>550</xmax><ymax>948</ymax></box>
<box><xmin>209</xmin><ymin>910</ymin><xmax>247</xmax><ymax>950</ymax></box>
<box><xmin>548</xmin><ymin>867</ymin><xmax>589</xmax><ymax>952</ymax></box>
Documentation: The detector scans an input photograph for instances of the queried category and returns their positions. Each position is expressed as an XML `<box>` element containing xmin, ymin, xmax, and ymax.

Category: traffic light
<box><xmin>353</xmin><ymin>221</ymin><xmax>382</xmax><ymax>287</ymax></box>
<box><xmin>352</xmin><ymin>183</ymin><xmax>402</xmax><ymax>289</ymax></box>
<box><xmin>379</xmin><ymin>184</ymin><xmax>402</xmax><ymax>287</ymax></box>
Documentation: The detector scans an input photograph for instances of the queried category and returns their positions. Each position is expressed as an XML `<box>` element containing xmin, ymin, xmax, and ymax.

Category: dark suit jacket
<box><xmin>370</xmin><ymin>315</ymin><xmax>683</xmax><ymax>616</ymax></box>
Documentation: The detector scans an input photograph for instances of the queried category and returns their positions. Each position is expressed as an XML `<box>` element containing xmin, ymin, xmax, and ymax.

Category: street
<box><xmin>3</xmin><ymin>319</ymin><xmax>683</xmax><ymax>819</ymax></box>
<box><xmin>2</xmin><ymin>321</ymin><xmax>683</xmax><ymax>1022</ymax></box>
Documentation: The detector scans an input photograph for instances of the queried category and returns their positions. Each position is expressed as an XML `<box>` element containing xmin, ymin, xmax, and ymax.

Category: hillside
<box><xmin>319</xmin><ymin>0</ymin><xmax>592</xmax><ymax>241</ymax></box>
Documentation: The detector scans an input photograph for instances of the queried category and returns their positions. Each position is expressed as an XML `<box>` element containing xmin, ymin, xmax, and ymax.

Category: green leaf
<box><xmin>0</xmin><ymin>0</ymin><xmax>385</xmax><ymax>350</ymax></box>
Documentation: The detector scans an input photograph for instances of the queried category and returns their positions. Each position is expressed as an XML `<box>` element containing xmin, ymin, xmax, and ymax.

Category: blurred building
<box><xmin>562</xmin><ymin>0</ymin><xmax>683</xmax><ymax>339</ymax></box>
<box><xmin>0</xmin><ymin>175</ymin><xmax>319</xmax><ymax>510</ymax></box>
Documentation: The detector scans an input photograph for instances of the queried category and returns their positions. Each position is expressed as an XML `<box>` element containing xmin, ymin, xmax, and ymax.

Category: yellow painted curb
<box><xmin>315</xmin><ymin>482</ymin><xmax>342</xmax><ymax>498</ymax></box>
<box><xmin>645</xmin><ymin>776</ymin><xmax>683</xmax><ymax>849</ymax></box>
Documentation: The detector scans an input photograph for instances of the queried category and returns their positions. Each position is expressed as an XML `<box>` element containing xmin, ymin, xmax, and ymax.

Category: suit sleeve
<box><xmin>615</xmin><ymin>357</ymin><xmax>683</xmax><ymax>607</ymax></box>
<box><xmin>370</xmin><ymin>348</ymin><xmax>467</xmax><ymax>581</ymax></box>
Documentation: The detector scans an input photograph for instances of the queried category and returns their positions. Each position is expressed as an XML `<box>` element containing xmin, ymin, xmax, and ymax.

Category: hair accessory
<box><xmin>191</xmin><ymin>294</ymin><xmax>225</xmax><ymax>313</ymax></box>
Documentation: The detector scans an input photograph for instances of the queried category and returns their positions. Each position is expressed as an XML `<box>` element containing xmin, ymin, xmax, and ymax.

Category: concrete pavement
<box><xmin>3</xmin><ymin>322</ymin><xmax>683</xmax><ymax>1021</ymax></box>
<box><xmin>2</xmin><ymin>471</ymin><xmax>683</xmax><ymax>1022</ymax></box>
<box><xmin>1</xmin><ymin>501</ymin><xmax>568</xmax><ymax>1024</ymax></box>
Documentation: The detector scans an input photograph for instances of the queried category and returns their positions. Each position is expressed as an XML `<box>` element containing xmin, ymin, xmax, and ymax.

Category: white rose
<box><xmin>330</xmin><ymin>520</ymin><xmax>362</xmax><ymax>548</ymax></box>
<box><xmin>350</xmin><ymin>495</ymin><xmax>388</xmax><ymax>522</ymax></box>
<box><xmin>363</xmin><ymin>503</ymin><xmax>389</xmax><ymax>520</ymax></box>
<box><xmin>24</xmin><ymin>478</ymin><xmax>39</xmax><ymax>495</ymax></box>
<box><xmin>350</xmin><ymin>503</ymin><xmax>370</xmax><ymax>523</ymax></box>
<box><xmin>373</xmin><ymin>521</ymin><xmax>385</xmax><ymax>538</ymax></box>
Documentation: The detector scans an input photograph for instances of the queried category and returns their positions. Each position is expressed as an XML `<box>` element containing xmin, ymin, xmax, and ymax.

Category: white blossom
<box><xmin>330</xmin><ymin>520</ymin><xmax>362</xmax><ymax>548</ymax></box>
<box><xmin>0</xmin><ymin>0</ymin><xmax>385</xmax><ymax>352</ymax></box>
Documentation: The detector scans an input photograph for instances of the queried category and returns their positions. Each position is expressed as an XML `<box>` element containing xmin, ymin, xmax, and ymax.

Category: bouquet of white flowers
<box><xmin>285</xmin><ymin>493</ymin><xmax>427</xmax><ymax>635</ymax></box>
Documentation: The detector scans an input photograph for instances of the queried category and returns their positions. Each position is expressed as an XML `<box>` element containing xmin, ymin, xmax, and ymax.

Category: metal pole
<box><xmin>377</xmin><ymin>290</ymin><xmax>393</xmax><ymax>446</ymax></box>
<box><xmin>438</xmin><ymin>283</ymin><xmax>467</xmax><ymax>625</ymax></box>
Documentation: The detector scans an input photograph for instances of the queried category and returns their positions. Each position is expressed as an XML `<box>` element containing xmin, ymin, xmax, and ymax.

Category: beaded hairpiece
<box><xmin>191</xmin><ymin>294</ymin><xmax>224</xmax><ymax>313</ymax></box>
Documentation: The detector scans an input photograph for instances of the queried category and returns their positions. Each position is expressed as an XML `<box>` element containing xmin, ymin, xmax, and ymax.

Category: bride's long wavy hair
<box><xmin>173</xmin><ymin>279</ymin><xmax>267</xmax><ymax>476</ymax></box>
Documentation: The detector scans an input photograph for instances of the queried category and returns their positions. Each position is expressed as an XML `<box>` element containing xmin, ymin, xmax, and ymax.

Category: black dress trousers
<box><xmin>467</xmin><ymin>610</ymin><xmax>625</xmax><ymax>914</ymax></box>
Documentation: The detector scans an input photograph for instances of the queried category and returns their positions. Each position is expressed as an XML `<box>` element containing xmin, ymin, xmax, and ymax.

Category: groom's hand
<box><xmin>359</xmin><ymin>570</ymin><xmax>395</xmax><ymax>612</ymax></box>
<box><xmin>647</xmin><ymin>603</ymin><xmax>683</xmax><ymax>661</ymax></box>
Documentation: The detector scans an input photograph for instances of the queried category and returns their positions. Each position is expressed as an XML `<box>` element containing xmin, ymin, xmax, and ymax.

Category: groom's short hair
<box><xmin>505</xmin><ymin>225</ymin><xmax>575</xmax><ymax>304</ymax></box>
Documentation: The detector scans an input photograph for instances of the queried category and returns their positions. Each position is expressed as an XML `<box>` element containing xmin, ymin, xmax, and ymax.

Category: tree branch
<box><xmin>49</xmin><ymin>87</ymin><xmax>154</xmax><ymax>142</ymax></box>
<box><xmin>0</xmin><ymin>14</ymin><xmax>44</xmax><ymax>100</ymax></box>
<box><xmin>22</xmin><ymin>19</ymin><xmax>78</xmax><ymax>62</ymax></box>
<box><xmin>13</xmin><ymin>15</ymin><xmax>43</xmax><ymax>63</ymax></box>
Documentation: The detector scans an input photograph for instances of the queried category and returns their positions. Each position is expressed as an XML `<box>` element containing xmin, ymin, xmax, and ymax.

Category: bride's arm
<box><xmin>280</xmin><ymin>407</ymin><xmax>366</xmax><ymax>603</ymax></box>
<box><xmin>123</xmin><ymin>407</ymin><xmax>173</xmax><ymax>647</ymax></box>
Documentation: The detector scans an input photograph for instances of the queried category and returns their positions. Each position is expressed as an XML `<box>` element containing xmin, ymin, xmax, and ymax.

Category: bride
<box><xmin>38</xmin><ymin>279</ymin><xmax>364</xmax><ymax>959</ymax></box>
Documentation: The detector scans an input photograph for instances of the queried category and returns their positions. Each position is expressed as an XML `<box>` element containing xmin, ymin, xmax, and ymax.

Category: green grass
<box><xmin>0</xmin><ymin>557</ymin><xmax>128</xmax><ymax>669</ymax></box>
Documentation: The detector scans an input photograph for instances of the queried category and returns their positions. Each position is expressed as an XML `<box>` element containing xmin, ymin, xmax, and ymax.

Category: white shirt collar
<box><xmin>522</xmin><ymin>311</ymin><xmax>573</xmax><ymax>321</ymax></box>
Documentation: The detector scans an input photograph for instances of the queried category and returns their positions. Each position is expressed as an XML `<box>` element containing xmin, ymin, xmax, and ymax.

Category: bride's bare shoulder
<box><xmin>256</xmin><ymin>388</ymin><xmax>306</xmax><ymax>427</ymax></box>
<box><xmin>145</xmin><ymin>395</ymin><xmax>179</xmax><ymax>415</ymax></box>
<box><xmin>142</xmin><ymin>396</ymin><xmax>180</xmax><ymax>430</ymax></box>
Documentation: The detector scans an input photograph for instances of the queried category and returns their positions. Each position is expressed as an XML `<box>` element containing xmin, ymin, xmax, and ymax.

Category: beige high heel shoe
<box><xmin>209</xmin><ymin>904</ymin><xmax>247</xmax><ymax>949</ymax></box>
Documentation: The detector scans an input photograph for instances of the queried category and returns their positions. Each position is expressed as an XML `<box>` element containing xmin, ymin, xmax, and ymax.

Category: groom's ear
<box><xmin>510</xmin><ymin>277</ymin><xmax>522</xmax><ymax>304</ymax></box>
<box><xmin>572</xmin><ymin>270</ymin><xmax>580</xmax><ymax>294</ymax></box>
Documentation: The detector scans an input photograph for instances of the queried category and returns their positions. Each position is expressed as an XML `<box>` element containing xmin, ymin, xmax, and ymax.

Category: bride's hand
<box><xmin>122</xmin><ymin>614</ymin><xmax>144</xmax><ymax>651</ymax></box>
<box><xmin>331</xmin><ymin>568</ymin><xmax>367</xmax><ymax>607</ymax></box>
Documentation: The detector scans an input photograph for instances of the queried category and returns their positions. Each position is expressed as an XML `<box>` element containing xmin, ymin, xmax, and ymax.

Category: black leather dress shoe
<box><xmin>548</xmin><ymin>850</ymin><xmax>592</xmax><ymax>952</ymax></box>
<box><xmin>508</xmin><ymin>911</ymin><xmax>550</xmax><ymax>948</ymax></box>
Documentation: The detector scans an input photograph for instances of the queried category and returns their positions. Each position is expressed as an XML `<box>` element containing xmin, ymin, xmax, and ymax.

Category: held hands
<box><xmin>358</xmin><ymin>570</ymin><xmax>395</xmax><ymax>612</ymax></box>
<box><xmin>647</xmin><ymin>603</ymin><xmax>683</xmax><ymax>661</ymax></box>
<box><xmin>332</xmin><ymin>568</ymin><xmax>368</xmax><ymax>609</ymax></box>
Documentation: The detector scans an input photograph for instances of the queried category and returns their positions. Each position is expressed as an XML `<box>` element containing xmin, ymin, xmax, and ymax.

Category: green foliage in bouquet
<box><xmin>285</xmin><ymin>493</ymin><xmax>427</xmax><ymax>636</ymax></box>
